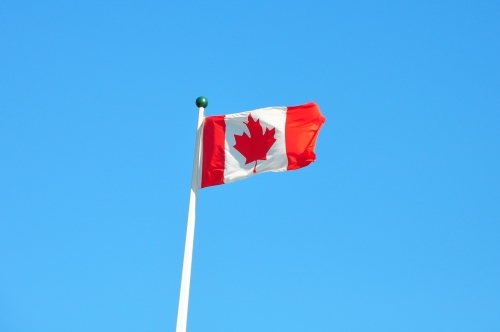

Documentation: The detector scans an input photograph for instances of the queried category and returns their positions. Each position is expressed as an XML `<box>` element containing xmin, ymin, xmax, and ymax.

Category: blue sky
<box><xmin>1</xmin><ymin>1</ymin><xmax>499</xmax><ymax>331</ymax></box>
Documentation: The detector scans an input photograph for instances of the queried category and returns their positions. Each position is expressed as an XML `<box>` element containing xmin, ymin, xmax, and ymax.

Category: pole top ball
<box><xmin>195</xmin><ymin>96</ymin><xmax>208</xmax><ymax>108</ymax></box>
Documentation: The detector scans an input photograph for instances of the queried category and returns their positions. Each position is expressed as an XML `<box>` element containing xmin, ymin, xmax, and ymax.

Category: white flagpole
<box><xmin>176</xmin><ymin>97</ymin><xmax>207</xmax><ymax>332</ymax></box>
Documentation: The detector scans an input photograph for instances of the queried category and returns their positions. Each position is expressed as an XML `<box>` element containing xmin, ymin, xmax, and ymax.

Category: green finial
<box><xmin>196</xmin><ymin>96</ymin><xmax>208</xmax><ymax>108</ymax></box>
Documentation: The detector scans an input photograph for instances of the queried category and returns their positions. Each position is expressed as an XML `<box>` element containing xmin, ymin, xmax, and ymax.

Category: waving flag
<box><xmin>201</xmin><ymin>102</ymin><xmax>326</xmax><ymax>188</ymax></box>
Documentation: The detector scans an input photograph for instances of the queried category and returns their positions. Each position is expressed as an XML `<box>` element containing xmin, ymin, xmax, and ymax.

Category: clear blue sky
<box><xmin>1</xmin><ymin>1</ymin><xmax>499</xmax><ymax>331</ymax></box>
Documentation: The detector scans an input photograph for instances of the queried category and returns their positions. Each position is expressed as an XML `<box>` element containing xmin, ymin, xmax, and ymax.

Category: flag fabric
<box><xmin>201</xmin><ymin>102</ymin><xmax>326</xmax><ymax>188</ymax></box>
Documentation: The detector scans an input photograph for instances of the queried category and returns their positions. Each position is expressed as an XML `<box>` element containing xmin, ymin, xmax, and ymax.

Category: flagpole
<box><xmin>176</xmin><ymin>96</ymin><xmax>207</xmax><ymax>332</ymax></box>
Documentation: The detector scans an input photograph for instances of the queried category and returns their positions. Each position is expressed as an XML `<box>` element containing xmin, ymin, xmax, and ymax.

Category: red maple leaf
<box><xmin>233</xmin><ymin>114</ymin><xmax>277</xmax><ymax>173</ymax></box>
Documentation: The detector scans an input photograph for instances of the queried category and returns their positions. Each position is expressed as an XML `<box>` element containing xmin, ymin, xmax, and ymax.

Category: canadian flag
<box><xmin>201</xmin><ymin>102</ymin><xmax>326</xmax><ymax>188</ymax></box>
